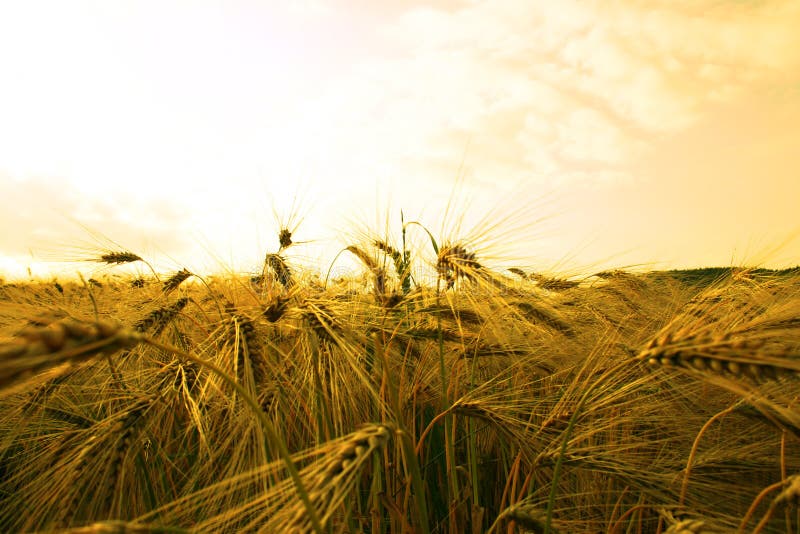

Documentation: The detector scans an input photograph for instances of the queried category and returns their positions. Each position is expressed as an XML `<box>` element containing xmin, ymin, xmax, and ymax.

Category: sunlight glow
<box><xmin>1</xmin><ymin>1</ymin><xmax>799</xmax><ymax>278</ymax></box>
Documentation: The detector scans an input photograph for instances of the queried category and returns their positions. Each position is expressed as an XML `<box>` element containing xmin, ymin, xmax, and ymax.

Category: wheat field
<box><xmin>1</xmin><ymin>225</ymin><xmax>799</xmax><ymax>533</ymax></box>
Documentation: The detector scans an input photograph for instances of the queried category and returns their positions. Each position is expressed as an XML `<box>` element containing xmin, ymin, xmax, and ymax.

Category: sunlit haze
<box><xmin>2</xmin><ymin>1</ymin><xmax>799</xmax><ymax>280</ymax></box>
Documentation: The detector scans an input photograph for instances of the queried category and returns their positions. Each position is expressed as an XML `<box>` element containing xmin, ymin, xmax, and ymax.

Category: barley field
<box><xmin>1</xmin><ymin>226</ymin><xmax>799</xmax><ymax>533</ymax></box>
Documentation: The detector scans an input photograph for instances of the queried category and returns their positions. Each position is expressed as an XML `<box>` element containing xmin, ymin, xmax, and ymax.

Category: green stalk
<box><xmin>436</xmin><ymin>282</ymin><xmax>459</xmax><ymax>531</ymax></box>
<box><xmin>403</xmin><ymin>220</ymin><xmax>439</xmax><ymax>255</ymax></box>
<box><xmin>398</xmin><ymin>428</ymin><xmax>431</xmax><ymax>534</ymax></box>
<box><xmin>400</xmin><ymin>210</ymin><xmax>412</xmax><ymax>294</ymax></box>
<box><xmin>467</xmin><ymin>345</ymin><xmax>480</xmax><ymax>525</ymax></box>
<box><xmin>371</xmin><ymin>449</ymin><xmax>385</xmax><ymax>534</ymax></box>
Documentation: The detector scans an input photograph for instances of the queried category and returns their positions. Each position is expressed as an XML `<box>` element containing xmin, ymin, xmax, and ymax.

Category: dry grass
<box><xmin>0</xmin><ymin>230</ymin><xmax>799</xmax><ymax>533</ymax></box>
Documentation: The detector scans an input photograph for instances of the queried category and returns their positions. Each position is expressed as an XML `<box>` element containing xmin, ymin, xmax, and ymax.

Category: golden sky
<box><xmin>1</xmin><ymin>0</ymin><xmax>799</xmax><ymax>279</ymax></box>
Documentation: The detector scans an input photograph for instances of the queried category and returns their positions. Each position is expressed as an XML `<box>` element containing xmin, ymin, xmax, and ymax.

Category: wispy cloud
<box><xmin>312</xmin><ymin>0</ymin><xmax>800</xmax><ymax>188</ymax></box>
<box><xmin>0</xmin><ymin>176</ymin><xmax>193</xmax><ymax>260</ymax></box>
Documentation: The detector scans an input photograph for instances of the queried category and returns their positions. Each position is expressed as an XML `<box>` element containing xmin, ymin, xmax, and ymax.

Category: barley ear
<box><xmin>0</xmin><ymin>318</ymin><xmax>142</xmax><ymax>392</ymax></box>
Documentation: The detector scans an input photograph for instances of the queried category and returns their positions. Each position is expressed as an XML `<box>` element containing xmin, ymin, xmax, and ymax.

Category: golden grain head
<box><xmin>265</xmin><ymin>253</ymin><xmax>293</xmax><ymax>288</ymax></box>
<box><xmin>98</xmin><ymin>251</ymin><xmax>143</xmax><ymax>265</ymax></box>
<box><xmin>279</xmin><ymin>228</ymin><xmax>293</xmax><ymax>249</ymax></box>
<box><xmin>163</xmin><ymin>268</ymin><xmax>193</xmax><ymax>294</ymax></box>
<box><xmin>0</xmin><ymin>318</ymin><xmax>142</xmax><ymax>391</ymax></box>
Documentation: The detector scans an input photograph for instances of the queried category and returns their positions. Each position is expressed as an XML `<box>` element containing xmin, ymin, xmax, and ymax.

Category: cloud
<box><xmin>309</xmin><ymin>0</ymin><xmax>800</xmax><ymax>189</ymax></box>
<box><xmin>0</xmin><ymin>175</ymin><xmax>194</xmax><ymax>261</ymax></box>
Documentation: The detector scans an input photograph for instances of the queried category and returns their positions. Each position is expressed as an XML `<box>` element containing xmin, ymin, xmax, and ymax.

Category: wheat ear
<box><xmin>134</xmin><ymin>298</ymin><xmax>189</xmax><ymax>335</ymax></box>
<box><xmin>488</xmin><ymin>504</ymin><xmax>556</xmax><ymax>534</ymax></box>
<box><xmin>162</xmin><ymin>268</ymin><xmax>192</xmax><ymax>294</ymax></box>
<box><xmin>0</xmin><ymin>318</ymin><xmax>142</xmax><ymax>392</ymax></box>
<box><xmin>637</xmin><ymin>331</ymin><xmax>800</xmax><ymax>382</ymax></box>
<box><xmin>287</xmin><ymin>424</ymin><xmax>392</xmax><ymax>532</ymax></box>
<box><xmin>98</xmin><ymin>251</ymin><xmax>143</xmax><ymax>265</ymax></box>
<box><xmin>264</xmin><ymin>253</ymin><xmax>294</xmax><ymax>288</ymax></box>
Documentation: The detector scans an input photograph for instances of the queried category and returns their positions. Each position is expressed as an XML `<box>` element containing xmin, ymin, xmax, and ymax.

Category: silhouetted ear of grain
<box><xmin>374</xmin><ymin>240</ymin><xmax>405</xmax><ymax>279</ymax></box>
<box><xmin>0</xmin><ymin>318</ymin><xmax>141</xmax><ymax>392</ymax></box>
<box><xmin>302</xmin><ymin>301</ymin><xmax>342</xmax><ymax>346</ymax></box>
<box><xmin>374</xmin><ymin>240</ymin><xmax>401</xmax><ymax>265</ymax></box>
<box><xmin>279</xmin><ymin>228</ymin><xmax>293</xmax><ymax>249</ymax></box>
<box><xmin>98</xmin><ymin>251</ymin><xmax>143</xmax><ymax>265</ymax></box>
<box><xmin>346</xmin><ymin>245</ymin><xmax>390</xmax><ymax>304</ymax></box>
<box><xmin>162</xmin><ymin>268</ymin><xmax>192</xmax><ymax>294</ymax></box>
<box><xmin>437</xmin><ymin>244</ymin><xmax>482</xmax><ymax>289</ymax></box>
<box><xmin>264</xmin><ymin>253</ymin><xmax>293</xmax><ymax>288</ymax></box>
<box><xmin>508</xmin><ymin>267</ymin><xmax>528</xmax><ymax>279</ymax></box>
<box><xmin>528</xmin><ymin>273</ymin><xmax>580</xmax><ymax>291</ymax></box>
<box><xmin>134</xmin><ymin>298</ymin><xmax>189</xmax><ymax>335</ymax></box>
<box><xmin>372</xmin><ymin>267</ymin><xmax>389</xmax><ymax>304</ymax></box>
<box><xmin>130</xmin><ymin>277</ymin><xmax>146</xmax><ymax>288</ymax></box>
<box><xmin>346</xmin><ymin>245</ymin><xmax>377</xmax><ymax>270</ymax></box>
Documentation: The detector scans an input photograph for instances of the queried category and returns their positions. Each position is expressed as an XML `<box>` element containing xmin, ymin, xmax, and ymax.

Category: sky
<box><xmin>1</xmin><ymin>0</ymin><xmax>799</xmax><ymax>280</ymax></box>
